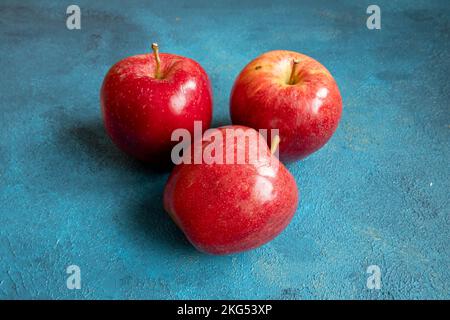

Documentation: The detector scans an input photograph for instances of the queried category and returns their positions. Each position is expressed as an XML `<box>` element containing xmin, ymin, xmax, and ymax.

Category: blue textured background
<box><xmin>0</xmin><ymin>0</ymin><xmax>449</xmax><ymax>299</ymax></box>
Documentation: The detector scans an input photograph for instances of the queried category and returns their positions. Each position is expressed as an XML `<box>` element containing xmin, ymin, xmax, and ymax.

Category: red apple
<box><xmin>163</xmin><ymin>125</ymin><xmax>299</xmax><ymax>255</ymax></box>
<box><xmin>230</xmin><ymin>50</ymin><xmax>342</xmax><ymax>162</ymax></box>
<box><xmin>101</xmin><ymin>43</ymin><xmax>213</xmax><ymax>164</ymax></box>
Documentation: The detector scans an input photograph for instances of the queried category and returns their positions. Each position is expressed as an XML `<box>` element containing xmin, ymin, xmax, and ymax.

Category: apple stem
<box><xmin>151</xmin><ymin>42</ymin><xmax>161</xmax><ymax>79</ymax></box>
<box><xmin>270</xmin><ymin>135</ymin><xmax>280</xmax><ymax>155</ymax></box>
<box><xmin>288</xmin><ymin>59</ymin><xmax>300</xmax><ymax>85</ymax></box>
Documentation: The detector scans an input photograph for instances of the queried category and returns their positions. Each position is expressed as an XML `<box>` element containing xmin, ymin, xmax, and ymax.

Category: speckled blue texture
<box><xmin>0</xmin><ymin>0</ymin><xmax>449</xmax><ymax>299</ymax></box>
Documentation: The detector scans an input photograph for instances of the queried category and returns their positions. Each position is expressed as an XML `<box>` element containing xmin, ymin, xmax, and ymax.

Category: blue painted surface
<box><xmin>0</xmin><ymin>0</ymin><xmax>449</xmax><ymax>299</ymax></box>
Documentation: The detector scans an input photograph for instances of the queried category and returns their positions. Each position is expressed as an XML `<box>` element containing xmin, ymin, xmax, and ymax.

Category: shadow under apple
<box><xmin>66</xmin><ymin>120</ymin><xmax>173</xmax><ymax>173</ymax></box>
<box><xmin>57</xmin><ymin>118</ymin><xmax>194</xmax><ymax>254</ymax></box>
<box><xmin>123</xmin><ymin>192</ymin><xmax>196</xmax><ymax>255</ymax></box>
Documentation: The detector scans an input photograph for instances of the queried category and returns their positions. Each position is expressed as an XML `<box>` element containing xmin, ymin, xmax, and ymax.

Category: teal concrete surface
<box><xmin>0</xmin><ymin>0</ymin><xmax>449</xmax><ymax>299</ymax></box>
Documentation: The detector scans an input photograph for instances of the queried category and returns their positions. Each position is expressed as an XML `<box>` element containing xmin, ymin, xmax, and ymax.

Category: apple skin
<box><xmin>163</xmin><ymin>125</ymin><xmax>299</xmax><ymax>255</ymax></box>
<box><xmin>230</xmin><ymin>50</ymin><xmax>342</xmax><ymax>162</ymax></box>
<box><xmin>101</xmin><ymin>53</ymin><xmax>212</xmax><ymax>164</ymax></box>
